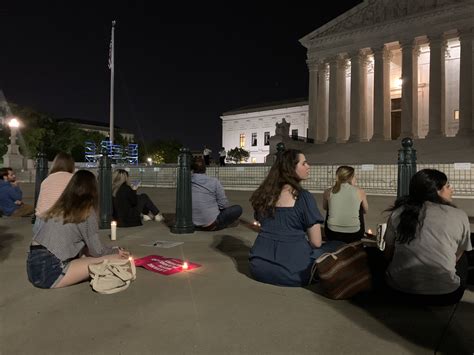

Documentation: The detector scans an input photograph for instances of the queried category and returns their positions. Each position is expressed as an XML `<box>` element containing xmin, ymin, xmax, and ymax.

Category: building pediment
<box><xmin>301</xmin><ymin>0</ymin><xmax>469</xmax><ymax>44</ymax></box>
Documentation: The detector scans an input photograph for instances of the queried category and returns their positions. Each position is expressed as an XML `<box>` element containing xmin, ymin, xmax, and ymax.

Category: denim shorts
<box><xmin>26</xmin><ymin>245</ymin><xmax>70</xmax><ymax>289</ymax></box>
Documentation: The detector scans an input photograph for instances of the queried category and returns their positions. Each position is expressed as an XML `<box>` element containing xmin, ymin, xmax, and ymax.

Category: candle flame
<box><xmin>182</xmin><ymin>261</ymin><xmax>189</xmax><ymax>270</ymax></box>
<box><xmin>368</xmin><ymin>229</ymin><xmax>373</xmax><ymax>235</ymax></box>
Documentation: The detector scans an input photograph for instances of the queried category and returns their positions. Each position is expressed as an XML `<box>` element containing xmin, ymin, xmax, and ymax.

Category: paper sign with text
<box><xmin>134</xmin><ymin>255</ymin><xmax>201</xmax><ymax>275</ymax></box>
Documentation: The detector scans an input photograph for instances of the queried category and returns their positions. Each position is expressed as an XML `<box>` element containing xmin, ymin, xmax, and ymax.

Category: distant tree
<box><xmin>147</xmin><ymin>139</ymin><xmax>183</xmax><ymax>164</ymax></box>
<box><xmin>2</xmin><ymin>102</ymin><xmax>137</xmax><ymax>162</ymax></box>
<box><xmin>0</xmin><ymin>128</ymin><xmax>8</xmax><ymax>158</ymax></box>
<box><xmin>227</xmin><ymin>147</ymin><xmax>250</xmax><ymax>163</ymax></box>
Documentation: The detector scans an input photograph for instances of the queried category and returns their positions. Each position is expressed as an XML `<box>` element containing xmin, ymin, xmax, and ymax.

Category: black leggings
<box><xmin>325</xmin><ymin>204</ymin><xmax>365</xmax><ymax>243</ymax></box>
<box><xmin>137</xmin><ymin>193</ymin><xmax>159</xmax><ymax>216</ymax></box>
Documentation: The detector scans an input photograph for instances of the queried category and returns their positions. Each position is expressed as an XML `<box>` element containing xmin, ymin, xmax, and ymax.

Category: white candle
<box><xmin>111</xmin><ymin>221</ymin><xmax>117</xmax><ymax>241</ymax></box>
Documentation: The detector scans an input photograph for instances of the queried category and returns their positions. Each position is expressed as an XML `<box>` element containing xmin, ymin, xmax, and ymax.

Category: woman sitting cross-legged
<box><xmin>323</xmin><ymin>165</ymin><xmax>368</xmax><ymax>244</ymax></box>
<box><xmin>249</xmin><ymin>149</ymin><xmax>344</xmax><ymax>287</ymax></box>
<box><xmin>112</xmin><ymin>169</ymin><xmax>163</xmax><ymax>227</ymax></box>
<box><xmin>27</xmin><ymin>170</ymin><xmax>130</xmax><ymax>289</ymax></box>
<box><xmin>384</xmin><ymin>169</ymin><xmax>472</xmax><ymax>305</ymax></box>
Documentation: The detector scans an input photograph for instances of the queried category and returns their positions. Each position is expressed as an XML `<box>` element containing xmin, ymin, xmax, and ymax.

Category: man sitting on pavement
<box><xmin>0</xmin><ymin>167</ymin><xmax>34</xmax><ymax>217</ymax></box>
<box><xmin>191</xmin><ymin>158</ymin><xmax>242</xmax><ymax>231</ymax></box>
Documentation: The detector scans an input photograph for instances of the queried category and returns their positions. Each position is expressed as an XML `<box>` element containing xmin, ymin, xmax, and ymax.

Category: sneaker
<box><xmin>154</xmin><ymin>213</ymin><xmax>164</xmax><ymax>222</ymax></box>
<box><xmin>143</xmin><ymin>214</ymin><xmax>152</xmax><ymax>222</ymax></box>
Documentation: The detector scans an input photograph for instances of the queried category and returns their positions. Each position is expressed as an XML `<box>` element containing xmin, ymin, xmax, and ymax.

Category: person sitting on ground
<box><xmin>384</xmin><ymin>169</ymin><xmax>472</xmax><ymax>306</ymax></box>
<box><xmin>323</xmin><ymin>166</ymin><xmax>368</xmax><ymax>243</ymax></box>
<box><xmin>112</xmin><ymin>169</ymin><xmax>163</xmax><ymax>227</ymax></box>
<box><xmin>36</xmin><ymin>152</ymin><xmax>75</xmax><ymax>217</ymax></box>
<box><xmin>27</xmin><ymin>170</ymin><xmax>130</xmax><ymax>289</ymax></box>
<box><xmin>191</xmin><ymin>157</ymin><xmax>242</xmax><ymax>231</ymax></box>
<box><xmin>0</xmin><ymin>167</ymin><xmax>34</xmax><ymax>217</ymax></box>
<box><xmin>249</xmin><ymin>149</ymin><xmax>344</xmax><ymax>287</ymax></box>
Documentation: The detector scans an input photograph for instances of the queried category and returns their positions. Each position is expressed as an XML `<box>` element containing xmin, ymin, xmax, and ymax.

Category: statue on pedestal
<box><xmin>275</xmin><ymin>118</ymin><xmax>290</xmax><ymax>137</ymax></box>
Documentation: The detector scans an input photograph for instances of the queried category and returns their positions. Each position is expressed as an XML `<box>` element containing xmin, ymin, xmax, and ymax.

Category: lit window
<box><xmin>251</xmin><ymin>132</ymin><xmax>257</xmax><ymax>146</ymax></box>
<box><xmin>454</xmin><ymin>110</ymin><xmax>459</xmax><ymax>120</ymax></box>
<box><xmin>264</xmin><ymin>132</ymin><xmax>270</xmax><ymax>146</ymax></box>
<box><xmin>239</xmin><ymin>133</ymin><xmax>245</xmax><ymax>148</ymax></box>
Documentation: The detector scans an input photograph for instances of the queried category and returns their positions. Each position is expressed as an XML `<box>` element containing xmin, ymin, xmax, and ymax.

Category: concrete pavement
<box><xmin>0</xmin><ymin>184</ymin><xmax>473</xmax><ymax>354</ymax></box>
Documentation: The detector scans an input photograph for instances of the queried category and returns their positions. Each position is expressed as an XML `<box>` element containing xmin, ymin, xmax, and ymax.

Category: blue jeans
<box><xmin>215</xmin><ymin>205</ymin><xmax>243</xmax><ymax>230</ymax></box>
<box><xmin>26</xmin><ymin>246</ymin><xmax>69</xmax><ymax>288</ymax></box>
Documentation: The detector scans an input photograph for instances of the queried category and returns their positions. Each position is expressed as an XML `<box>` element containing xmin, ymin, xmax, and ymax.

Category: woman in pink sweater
<box><xmin>36</xmin><ymin>152</ymin><xmax>75</xmax><ymax>217</ymax></box>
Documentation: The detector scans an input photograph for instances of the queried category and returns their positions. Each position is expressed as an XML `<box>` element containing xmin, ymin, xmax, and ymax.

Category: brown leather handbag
<box><xmin>313</xmin><ymin>241</ymin><xmax>372</xmax><ymax>300</ymax></box>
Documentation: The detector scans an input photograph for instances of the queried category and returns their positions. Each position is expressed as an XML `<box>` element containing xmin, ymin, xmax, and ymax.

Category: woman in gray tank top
<box><xmin>322</xmin><ymin>166</ymin><xmax>368</xmax><ymax>243</ymax></box>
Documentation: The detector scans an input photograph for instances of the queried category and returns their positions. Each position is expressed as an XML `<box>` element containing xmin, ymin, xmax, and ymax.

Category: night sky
<box><xmin>1</xmin><ymin>1</ymin><xmax>362</xmax><ymax>152</ymax></box>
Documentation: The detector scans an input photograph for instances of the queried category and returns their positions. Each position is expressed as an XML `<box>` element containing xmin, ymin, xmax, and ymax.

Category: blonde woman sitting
<box><xmin>112</xmin><ymin>169</ymin><xmax>163</xmax><ymax>227</ymax></box>
<box><xmin>323</xmin><ymin>166</ymin><xmax>368</xmax><ymax>243</ymax></box>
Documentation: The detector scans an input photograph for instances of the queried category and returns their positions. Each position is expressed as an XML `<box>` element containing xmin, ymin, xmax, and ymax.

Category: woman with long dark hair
<box><xmin>384</xmin><ymin>169</ymin><xmax>471</xmax><ymax>305</ymax></box>
<box><xmin>323</xmin><ymin>165</ymin><xmax>368</xmax><ymax>243</ymax></box>
<box><xmin>27</xmin><ymin>170</ymin><xmax>130</xmax><ymax>289</ymax></box>
<box><xmin>249</xmin><ymin>149</ymin><xmax>343</xmax><ymax>286</ymax></box>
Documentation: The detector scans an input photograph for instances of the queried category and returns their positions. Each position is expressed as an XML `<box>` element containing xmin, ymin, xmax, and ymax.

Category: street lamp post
<box><xmin>2</xmin><ymin>117</ymin><xmax>25</xmax><ymax>170</ymax></box>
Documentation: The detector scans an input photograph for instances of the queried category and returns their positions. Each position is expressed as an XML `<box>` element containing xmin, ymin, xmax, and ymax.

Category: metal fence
<box><xmin>15</xmin><ymin>163</ymin><xmax>474</xmax><ymax>197</ymax></box>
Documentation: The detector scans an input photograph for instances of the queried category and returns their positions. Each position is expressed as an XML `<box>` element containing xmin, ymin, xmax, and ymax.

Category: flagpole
<box><xmin>109</xmin><ymin>20</ymin><xmax>116</xmax><ymax>145</ymax></box>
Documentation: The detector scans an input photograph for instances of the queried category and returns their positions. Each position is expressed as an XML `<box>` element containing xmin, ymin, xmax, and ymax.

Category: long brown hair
<box><xmin>49</xmin><ymin>152</ymin><xmax>75</xmax><ymax>174</ymax></box>
<box><xmin>43</xmin><ymin>170</ymin><xmax>98</xmax><ymax>224</ymax></box>
<box><xmin>250</xmin><ymin>149</ymin><xmax>303</xmax><ymax>218</ymax></box>
<box><xmin>331</xmin><ymin>165</ymin><xmax>355</xmax><ymax>193</ymax></box>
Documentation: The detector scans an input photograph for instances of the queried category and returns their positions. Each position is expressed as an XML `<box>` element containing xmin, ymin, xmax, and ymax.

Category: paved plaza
<box><xmin>1</xmin><ymin>184</ymin><xmax>473</xmax><ymax>354</ymax></box>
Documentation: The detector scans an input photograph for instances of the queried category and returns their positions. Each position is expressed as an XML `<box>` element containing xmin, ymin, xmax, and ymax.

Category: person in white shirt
<box><xmin>218</xmin><ymin>147</ymin><xmax>226</xmax><ymax>167</ymax></box>
<box><xmin>203</xmin><ymin>145</ymin><xmax>212</xmax><ymax>166</ymax></box>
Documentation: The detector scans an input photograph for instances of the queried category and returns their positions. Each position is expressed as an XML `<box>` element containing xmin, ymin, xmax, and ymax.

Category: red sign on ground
<box><xmin>134</xmin><ymin>255</ymin><xmax>201</xmax><ymax>275</ymax></box>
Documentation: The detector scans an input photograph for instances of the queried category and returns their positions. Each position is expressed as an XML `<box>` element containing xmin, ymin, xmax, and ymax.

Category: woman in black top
<box><xmin>112</xmin><ymin>169</ymin><xmax>163</xmax><ymax>227</ymax></box>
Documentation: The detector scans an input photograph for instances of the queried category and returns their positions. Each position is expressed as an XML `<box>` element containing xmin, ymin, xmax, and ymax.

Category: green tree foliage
<box><xmin>147</xmin><ymin>139</ymin><xmax>183</xmax><ymax>164</ymax></box>
<box><xmin>2</xmin><ymin>102</ymin><xmax>134</xmax><ymax>162</ymax></box>
<box><xmin>227</xmin><ymin>147</ymin><xmax>250</xmax><ymax>163</ymax></box>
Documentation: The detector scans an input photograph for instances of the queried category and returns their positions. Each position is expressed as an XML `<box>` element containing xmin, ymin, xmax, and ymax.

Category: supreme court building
<box><xmin>300</xmin><ymin>0</ymin><xmax>474</xmax><ymax>144</ymax></box>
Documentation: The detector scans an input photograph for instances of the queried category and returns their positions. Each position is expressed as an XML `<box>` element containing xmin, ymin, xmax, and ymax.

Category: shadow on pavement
<box><xmin>162</xmin><ymin>213</ymin><xmax>176</xmax><ymax>229</ymax></box>
<box><xmin>211</xmin><ymin>235</ymin><xmax>252</xmax><ymax>279</ymax></box>
<box><xmin>306</xmin><ymin>283</ymin><xmax>474</xmax><ymax>353</ymax></box>
<box><xmin>0</xmin><ymin>225</ymin><xmax>18</xmax><ymax>262</ymax></box>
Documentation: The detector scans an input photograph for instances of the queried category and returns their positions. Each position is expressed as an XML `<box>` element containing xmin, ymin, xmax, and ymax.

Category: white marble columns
<box><xmin>427</xmin><ymin>34</ymin><xmax>446</xmax><ymax>138</ymax></box>
<box><xmin>306</xmin><ymin>29</ymin><xmax>473</xmax><ymax>144</ymax></box>
<box><xmin>400</xmin><ymin>39</ymin><xmax>419</xmax><ymax>139</ymax></box>
<box><xmin>328</xmin><ymin>56</ymin><xmax>348</xmax><ymax>143</ymax></box>
<box><xmin>349</xmin><ymin>50</ymin><xmax>368</xmax><ymax>142</ymax></box>
<box><xmin>316</xmin><ymin>62</ymin><xmax>328</xmax><ymax>143</ymax></box>
<box><xmin>307</xmin><ymin>61</ymin><xmax>319</xmax><ymax>141</ymax></box>
<box><xmin>457</xmin><ymin>28</ymin><xmax>473</xmax><ymax>136</ymax></box>
<box><xmin>371</xmin><ymin>45</ymin><xmax>391</xmax><ymax>141</ymax></box>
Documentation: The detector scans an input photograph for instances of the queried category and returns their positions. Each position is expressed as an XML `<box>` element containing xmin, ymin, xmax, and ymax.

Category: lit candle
<box><xmin>368</xmin><ymin>228</ymin><xmax>373</xmax><ymax>236</ymax></box>
<box><xmin>111</xmin><ymin>221</ymin><xmax>117</xmax><ymax>240</ymax></box>
<box><xmin>182</xmin><ymin>261</ymin><xmax>189</xmax><ymax>270</ymax></box>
